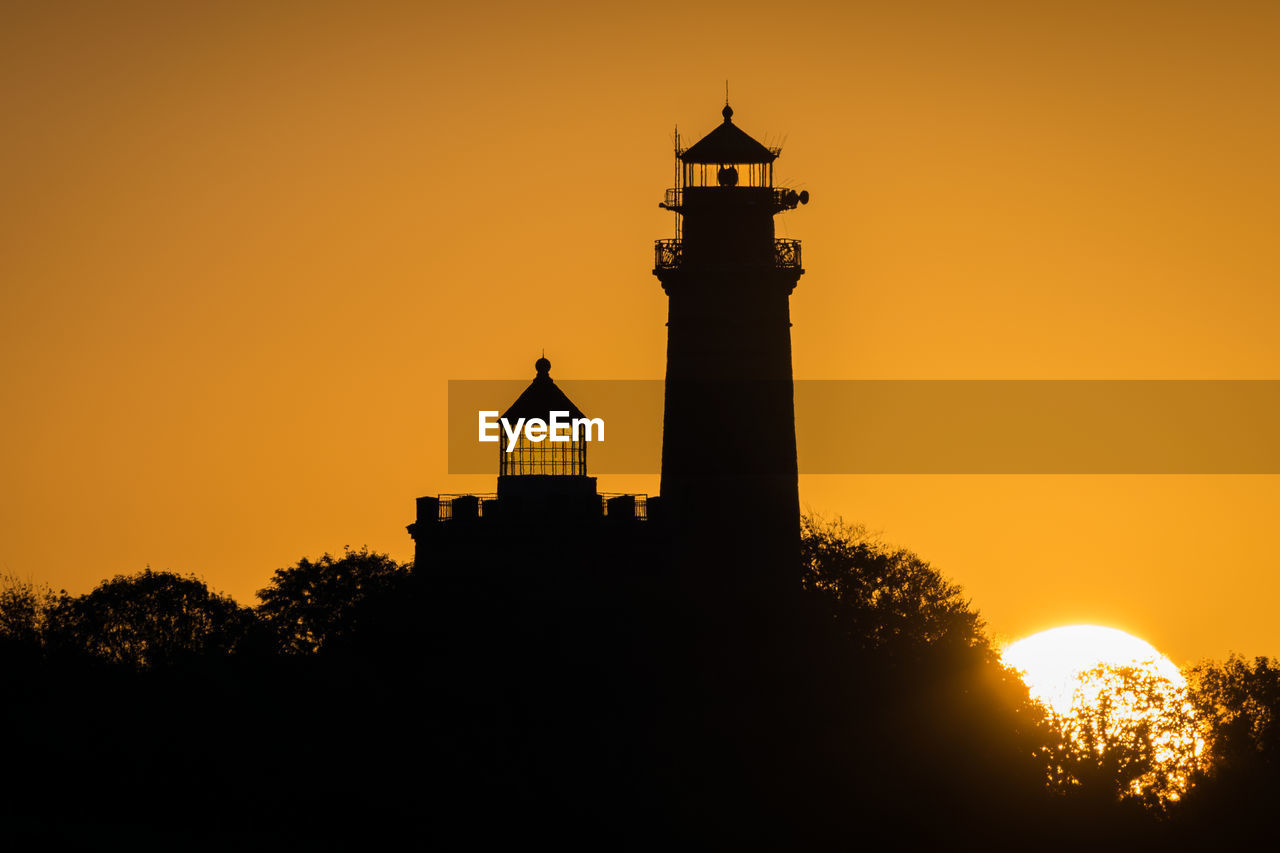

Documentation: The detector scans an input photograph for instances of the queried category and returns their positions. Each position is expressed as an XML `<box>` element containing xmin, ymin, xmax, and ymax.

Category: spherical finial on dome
<box><xmin>722</xmin><ymin>103</ymin><xmax>733</xmax><ymax>122</ymax></box>
<box><xmin>535</xmin><ymin>355</ymin><xmax>551</xmax><ymax>376</ymax></box>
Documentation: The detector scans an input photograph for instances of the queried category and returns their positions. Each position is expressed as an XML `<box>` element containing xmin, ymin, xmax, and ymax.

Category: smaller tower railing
<box><xmin>434</xmin><ymin>494</ymin><xmax>498</xmax><ymax>521</ymax></box>
<box><xmin>427</xmin><ymin>493</ymin><xmax>649</xmax><ymax>523</ymax></box>
<box><xmin>600</xmin><ymin>493</ymin><xmax>649</xmax><ymax>521</ymax></box>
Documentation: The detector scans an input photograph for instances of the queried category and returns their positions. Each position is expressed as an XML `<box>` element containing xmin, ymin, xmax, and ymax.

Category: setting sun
<box><xmin>1003</xmin><ymin>625</ymin><xmax>1184</xmax><ymax>715</ymax></box>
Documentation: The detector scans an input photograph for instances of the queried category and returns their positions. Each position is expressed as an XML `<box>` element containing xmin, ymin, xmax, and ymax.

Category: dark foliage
<box><xmin>0</xmin><ymin>574</ymin><xmax>57</xmax><ymax>647</ymax></box>
<box><xmin>4</xmin><ymin>568</ymin><xmax>252</xmax><ymax>668</ymax></box>
<box><xmin>1190</xmin><ymin>654</ymin><xmax>1280</xmax><ymax>770</ymax></box>
<box><xmin>256</xmin><ymin>546</ymin><xmax>411</xmax><ymax>654</ymax></box>
<box><xmin>0</xmin><ymin>528</ymin><xmax>1276</xmax><ymax>848</ymax></box>
<box><xmin>1171</xmin><ymin>655</ymin><xmax>1280</xmax><ymax>844</ymax></box>
<box><xmin>794</xmin><ymin>517</ymin><xmax>1074</xmax><ymax>843</ymax></box>
<box><xmin>800</xmin><ymin>516</ymin><xmax>985</xmax><ymax>653</ymax></box>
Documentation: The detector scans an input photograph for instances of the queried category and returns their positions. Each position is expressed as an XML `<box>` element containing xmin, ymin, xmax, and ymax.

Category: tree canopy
<box><xmin>255</xmin><ymin>546</ymin><xmax>410</xmax><ymax>654</ymax></box>
<box><xmin>2</xmin><ymin>530</ymin><xmax>1278</xmax><ymax>846</ymax></box>
<box><xmin>800</xmin><ymin>515</ymin><xmax>985</xmax><ymax>654</ymax></box>
<box><xmin>46</xmin><ymin>568</ymin><xmax>250</xmax><ymax>667</ymax></box>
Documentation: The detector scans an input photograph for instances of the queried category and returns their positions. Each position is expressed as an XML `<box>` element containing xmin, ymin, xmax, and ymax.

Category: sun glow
<box><xmin>1002</xmin><ymin>625</ymin><xmax>1205</xmax><ymax>800</ymax></box>
<box><xmin>1003</xmin><ymin>625</ymin><xmax>1185</xmax><ymax>714</ymax></box>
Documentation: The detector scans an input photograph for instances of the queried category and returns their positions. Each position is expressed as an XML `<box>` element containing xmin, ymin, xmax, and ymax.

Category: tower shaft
<box><xmin>653</xmin><ymin>107</ymin><xmax>807</xmax><ymax>599</ymax></box>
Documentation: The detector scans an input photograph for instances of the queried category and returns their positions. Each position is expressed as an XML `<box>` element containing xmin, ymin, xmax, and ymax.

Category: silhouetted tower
<box><xmin>409</xmin><ymin>356</ymin><xmax>651</xmax><ymax>573</ymax></box>
<box><xmin>654</xmin><ymin>103</ymin><xmax>808</xmax><ymax>598</ymax></box>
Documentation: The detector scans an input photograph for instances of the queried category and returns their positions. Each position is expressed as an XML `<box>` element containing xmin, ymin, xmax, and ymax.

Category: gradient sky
<box><xmin>4</xmin><ymin>0</ymin><xmax>1280</xmax><ymax>665</ymax></box>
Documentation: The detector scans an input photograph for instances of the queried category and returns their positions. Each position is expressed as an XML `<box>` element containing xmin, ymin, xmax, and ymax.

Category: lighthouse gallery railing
<box><xmin>654</xmin><ymin>238</ymin><xmax>802</xmax><ymax>272</ymax></box>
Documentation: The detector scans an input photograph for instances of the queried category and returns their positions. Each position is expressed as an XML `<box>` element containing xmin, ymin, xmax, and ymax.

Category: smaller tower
<box><xmin>409</xmin><ymin>356</ymin><xmax>648</xmax><ymax>573</ymax></box>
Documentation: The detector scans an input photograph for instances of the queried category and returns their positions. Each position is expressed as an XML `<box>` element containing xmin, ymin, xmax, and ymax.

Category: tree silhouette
<box><xmin>800</xmin><ymin>515</ymin><xmax>984</xmax><ymax>654</ymax></box>
<box><xmin>10</xmin><ymin>527</ymin><xmax>1278</xmax><ymax>845</ymax></box>
<box><xmin>1190</xmin><ymin>654</ymin><xmax>1280</xmax><ymax>771</ymax></box>
<box><xmin>256</xmin><ymin>546</ymin><xmax>410</xmax><ymax>654</ymax></box>
<box><xmin>795</xmin><ymin>515</ymin><xmax>1064</xmax><ymax>844</ymax></box>
<box><xmin>1174</xmin><ymin>654</ymin><xmax>1280</xmax><ymax>845</ymax></box>
<box><xmin>46</xmin><ymin>568</ymin><xmax>250</xmax><ymax>668</ymax></box>
<box><xmin>1043</xmin><ymin>662</ymin><xmax>1203</xmax><ymax>807</ymax></box>
<box><xmin>0</xmin><ymin>574</ymin><xmax>58</xmax><ymax>648</ymax></box>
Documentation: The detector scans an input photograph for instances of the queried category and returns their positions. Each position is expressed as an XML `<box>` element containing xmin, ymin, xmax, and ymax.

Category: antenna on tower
<box><xmin>673</xmin><ymin>124</ymin><xmax>682</xmax><ymax>240</ymax></box>
<box><xmin>725</xmin><ymin>79</ymin><xmax>729</xmax><ymax>106</ymax></box>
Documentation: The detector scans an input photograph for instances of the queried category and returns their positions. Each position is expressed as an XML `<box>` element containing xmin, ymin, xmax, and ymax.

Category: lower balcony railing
<box><xmin>654</xmin><ymin>238</ymin><xmax>802</xmax><ymax>271</ymax></box>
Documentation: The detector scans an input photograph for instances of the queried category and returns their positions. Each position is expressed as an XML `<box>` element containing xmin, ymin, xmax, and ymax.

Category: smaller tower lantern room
<box><xmin>494</xmin><ymin>356</ymin><xmax>593</xmax><ymax>502</ymax></box>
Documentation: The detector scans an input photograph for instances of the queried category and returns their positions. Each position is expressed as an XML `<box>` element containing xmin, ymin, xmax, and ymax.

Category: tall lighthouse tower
<box><xmin>654</xmin><ymin>103</ymin><xmax>809</xmax><ymax>598</ymax></box>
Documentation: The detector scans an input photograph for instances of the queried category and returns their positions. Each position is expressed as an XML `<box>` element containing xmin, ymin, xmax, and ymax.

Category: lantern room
<box><xmin>495</xmin><ymin>356</ymin><xmax>597</xmax><ymax>500</ymax></box>
<box><xmin>655</xmin><ymin>102</ymin><xmax>809</xmax><ymax>274</ymax></box>
<box><xmin>679</xmin><ymin>104</ymin><xmax>779</xmax><ymax>189</ymax></box>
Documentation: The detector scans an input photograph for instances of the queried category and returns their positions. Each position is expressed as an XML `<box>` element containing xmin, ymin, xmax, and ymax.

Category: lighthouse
<box><xmin>653</xmin><ymin>103</ymin><xmax>808</xmax><ymax>597</ymax></box>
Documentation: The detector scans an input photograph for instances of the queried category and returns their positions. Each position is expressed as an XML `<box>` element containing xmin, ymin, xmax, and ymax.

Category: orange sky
<box><xmin>4</xmin><ymin>0</ymin><xmax>1280</xmax><ymax>665</ymax></box>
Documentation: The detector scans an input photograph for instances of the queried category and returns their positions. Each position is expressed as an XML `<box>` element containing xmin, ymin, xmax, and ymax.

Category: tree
<box><xmin>796</xmin><ymin>515</ymin><xmax>1061</xmax><ymax>842</ymax></box>
<box><xmin>1173</xmin><ymin>655</ymin><xmax>1280</xmax><ymax>843</ymax></box>
<box><xmin>1189</xmin><ymin>654</ymin><xmax>1280</xmax><ymax>770</ymax></box>
<box><xmin>256</xmin><ymin>546</ymin><xmax>410</xmax><ymax>654</ymax></box>
<box><xmin>0</xmin><ymin>574</ymin><xmax>58</xmax><ymax>648</ymax></box>
<box><xmin>800</xmin><ymin>515</ymin><xmax>985</xmax><ymax>655</ymax></box>
<box><xmin>1044</xmin><ymin>662</ymin><xmax>1204</xmax><ymax>807</ymax></box>
<box><xmin>47</xmin><ymin>568</ymin><xmax>251</xmax><ymax>668</ymax></box>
